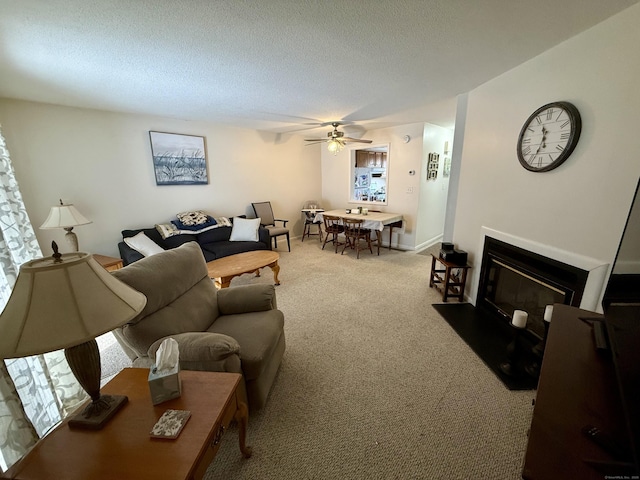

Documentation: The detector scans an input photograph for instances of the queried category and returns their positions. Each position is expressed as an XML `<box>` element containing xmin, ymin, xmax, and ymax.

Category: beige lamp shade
<box><xmin>0</xmin><ymin>252</ymin><xmax>146</xmax><ymax>359</ymax></box>
<box><xmin>40</xmin><ymin>204</ymin><xmax>92</xmax><ymax>229</ymax></box>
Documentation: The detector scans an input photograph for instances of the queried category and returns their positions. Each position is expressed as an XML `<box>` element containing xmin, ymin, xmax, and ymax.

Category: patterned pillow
<box><xmin>176</xmin><ymin>210</ymin><xmax>210</xmax><ymax>226</ymax></box>
<box><xmin>155</xmin><ymin>217</ymin><xmax>232</xmax><ymax>239</ymax></box>
<box><xmin>155</xmin><ymin>223</ymin><xmax>182</xmax><ymax>239</ymax></box>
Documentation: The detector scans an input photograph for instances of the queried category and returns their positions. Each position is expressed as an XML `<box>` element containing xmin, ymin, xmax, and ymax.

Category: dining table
<box><xmin>314</xmin><ymin>209</ymin><xmax>404</xmax><ymax>252</ymax></box>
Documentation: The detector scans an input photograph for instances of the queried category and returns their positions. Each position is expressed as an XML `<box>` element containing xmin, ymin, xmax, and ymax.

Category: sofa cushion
<box><xmin>162</xmin><ymin>234</ymin><xmax>195</xmax><ymax>249</ymax></box>
<box><xmin>122</xmin><ymin>227</ymin><xmax>164</xmax><ymax>248</ymax></box>
<box><xmin>197</xmin><ymin>225</ymin><xmax>233</xmax><ymax>245</ymax></box>
<box><xmin>124</xmin><ymin>232</ymin><xmax>165</xmax><ymax>257</ymax></box>
<box><xmin>208</xmin><ymin>309</ymin><xmax>285</xmax><ymax>381</ymax></box>
<box><xmin>201</xmin><ymin>240</ymin><xmax>267</xmax><ymax>259</ymax></box>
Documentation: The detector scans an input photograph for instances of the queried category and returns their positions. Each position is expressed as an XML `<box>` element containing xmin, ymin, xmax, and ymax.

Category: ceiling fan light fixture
<box><xmin>327</xmin><ymin>139</ymin><xmax>344</xmax><ymax>155</ymax></box>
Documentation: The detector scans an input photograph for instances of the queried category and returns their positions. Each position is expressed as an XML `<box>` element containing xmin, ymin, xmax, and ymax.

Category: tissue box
<box><xmin>148</xmin><ymin>363</ymin><xmax>182</xmax><ymax>405</ymax></box>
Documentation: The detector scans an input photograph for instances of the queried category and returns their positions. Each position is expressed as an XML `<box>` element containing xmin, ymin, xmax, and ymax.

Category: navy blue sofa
<box><xmin>118</xmin><ymin>219</ymin><xmax>271</xmax><ymax>266</ymax></box>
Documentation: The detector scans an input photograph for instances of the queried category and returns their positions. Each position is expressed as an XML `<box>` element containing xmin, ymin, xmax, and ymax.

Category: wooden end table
<box><xmin>429</xmin><ymin>254</ymin><xmax>471</xmax><ymax>302</ymax></box>
<box><xmin>1</xmin><ymin>368</ymin><xmax>251</xmax><ymax>480</ymax></box>
<box><xmin>206</xmin><ymin>250</ymin><xmax>280</xmax><ymax>289</ymax></box>
<box><xmin>93</xmin><ymin>254</ymin><xmax>124</xmax><ymax>272</ymax></box>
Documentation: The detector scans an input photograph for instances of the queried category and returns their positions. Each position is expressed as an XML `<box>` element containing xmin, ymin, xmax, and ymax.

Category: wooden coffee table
<box><xmin>1</xmin><ymin>368</ymin><xmax>251</xmax><ymax>480</ymax></box>
<box><xmin>206</xmin><ymin>250</ymin><xmax>280</xmax><ymax>288</ymax></box>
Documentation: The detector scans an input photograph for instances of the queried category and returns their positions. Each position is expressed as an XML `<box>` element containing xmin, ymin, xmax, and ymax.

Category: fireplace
<box><xmin>477</xmin><ymin>236</ymin><xmax>589</xmax><ymax>342</ymax></box>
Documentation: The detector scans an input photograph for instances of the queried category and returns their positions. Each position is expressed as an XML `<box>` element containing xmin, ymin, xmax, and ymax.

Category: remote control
<box><xmin>581</xmin><ymin>425</ymin><xmax>629</xmax><ymax>460</ymax></box>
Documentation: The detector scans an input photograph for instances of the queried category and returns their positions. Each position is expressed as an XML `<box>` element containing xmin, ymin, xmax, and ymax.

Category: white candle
<box><xmin>512</xmin><ymin>310</ymin><xmax>528</xmax><ymax>328</ymax></box>
<box><xmin>544</xmin><ymin>305</ymin><xmax>554</xmax><ymax>322</ymax></box>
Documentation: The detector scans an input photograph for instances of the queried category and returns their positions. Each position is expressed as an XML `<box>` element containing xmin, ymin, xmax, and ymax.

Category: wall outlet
<box><xmin>406</xmin><ymin>187</ymin><xmax>414</xmax><ymax>194</ymax></box>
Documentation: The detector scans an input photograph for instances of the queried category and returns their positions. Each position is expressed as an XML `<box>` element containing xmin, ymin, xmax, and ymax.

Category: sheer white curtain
<box><xmin>0</xmin><ymin>126</ymin><xmax>87</xmax><ymax>472</ymax></box>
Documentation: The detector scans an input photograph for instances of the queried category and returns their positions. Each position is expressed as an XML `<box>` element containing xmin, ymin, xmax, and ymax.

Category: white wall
<box><xmin>0</xmin><ymin>99</ymin><xmax>322</xmax><ymax>257</ymax></box>
<box><xmin>321</xmin><ymin>122</ymin><xmax>425</xmax><ymax>250</ymax></box>
<box><xmin>416</xmin><ymin>123</ymin><xmax>453</xmax><ymax>249</ymax></box>
<box><xmin>451</xmin><ymin>3</ymin><xmax>640</xmax><ymax>304</ymax></box>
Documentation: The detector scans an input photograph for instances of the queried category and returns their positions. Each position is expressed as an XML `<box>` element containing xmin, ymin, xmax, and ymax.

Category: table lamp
<box><xmin>40</xmin><ymin>200</ymin><xmax>92</xmax><ymax>252</ymax></box>
<box><xmin>0</xmin><ymin>242</ymin><xmax>146</xmax><ymax>429</ymax></box>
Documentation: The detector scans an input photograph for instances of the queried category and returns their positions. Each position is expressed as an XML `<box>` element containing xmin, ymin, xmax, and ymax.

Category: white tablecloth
<box><xmin>314</xmin><ymin>209</ymin><xmax>403</xmax><ymax>232</ymax></box>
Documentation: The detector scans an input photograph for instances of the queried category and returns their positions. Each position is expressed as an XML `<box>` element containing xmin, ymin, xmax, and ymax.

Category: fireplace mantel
<box><xmin>469</xmin><ymin>227</ymin><xmax>610</xmax><ymax>311</ymax></box>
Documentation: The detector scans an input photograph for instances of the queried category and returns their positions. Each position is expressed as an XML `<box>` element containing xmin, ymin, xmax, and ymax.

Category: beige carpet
<box><xmin>197</xmin><ymin>238</ymin><xmax>534</xmax><ymax>480</ymax></box>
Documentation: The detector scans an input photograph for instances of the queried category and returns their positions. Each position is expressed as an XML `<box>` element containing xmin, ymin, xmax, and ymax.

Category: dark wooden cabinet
<box><xmin>522</xmin><ymin>304</ymin><xmax>639</xmax><ymax>479</ymax></box>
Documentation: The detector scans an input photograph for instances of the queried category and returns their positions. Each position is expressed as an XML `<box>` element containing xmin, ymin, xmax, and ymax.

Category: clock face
<box><xmin>517</xmin><ymin>101</ymin><xmax>581</xmax><ymax>172</ymax></box>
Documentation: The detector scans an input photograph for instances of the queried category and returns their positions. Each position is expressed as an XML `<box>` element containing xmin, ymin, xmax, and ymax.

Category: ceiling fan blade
<box><xmin>304</xmin><ymin>138</ymin><xmax>328</xmax><ymax>142</ymax></box>
<box><xmin>342</xmin><ymin>137</ymin><xmax>373</xmax><ymax>143</ymax></box>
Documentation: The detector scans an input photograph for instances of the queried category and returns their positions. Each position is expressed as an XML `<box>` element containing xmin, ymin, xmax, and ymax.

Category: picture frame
<box><xmin>427</xmin><ymin>152</ymin><xmax>439</xmax><ymax>181</ymax></box>
<box><xmin>149</xmin><ymin>131</ymin><xmax>208</xmax><ymax>185</ymax></box>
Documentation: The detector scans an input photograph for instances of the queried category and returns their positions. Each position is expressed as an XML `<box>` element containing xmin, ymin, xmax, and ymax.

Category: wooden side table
<box><xmin>1</xmin><ymin>368</ymin><xmax>251</xmax><ymax>480</ymax></box>
<box><xmin>429</xmin><ymin>254</ymin><xmax>471</xmax><ymax>302</ymax></box>
<box><xmin>93</xmin><ymin>254</ymin><xmax>123</xmax><ymax>272</ymax></box>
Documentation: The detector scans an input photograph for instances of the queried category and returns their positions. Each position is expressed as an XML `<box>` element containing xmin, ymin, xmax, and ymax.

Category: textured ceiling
<box><xmin>1</xmin><ymin>0</ymin><xmax>637</xmax><ymax>136</ymax></box>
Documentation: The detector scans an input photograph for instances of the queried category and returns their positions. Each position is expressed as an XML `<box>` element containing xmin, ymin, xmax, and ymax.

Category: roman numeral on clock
<box><xmin>560</xmin><ymin>132</ymin><xmax>570</xmax><ymax>140</ymax></box>
<box><xmin>522</xmin><ymin>146</ymin><xmax>531</xmax><ymax>155</ymax></box>
<box><xmin>546</xmin><ymin>110</ymin><xmax>553</xmax><ymax>121</ymax></box>
<box><xmin>556</xmin><ymin>144</ymin><xmax>565</xmax><ymax>152</ymax></box>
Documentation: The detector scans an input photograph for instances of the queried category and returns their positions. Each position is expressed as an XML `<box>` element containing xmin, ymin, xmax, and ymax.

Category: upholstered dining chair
<box><xmin>252</xmin><ymin>201</ymin><xmax>290</xmax><ymax>252</ymax></box>
<box><xmin>302</xmin><ymin>200</ymin><xmax>323</xmax><ymax>242</ymax></box>
<box><xmin>341</xmin><ymin>218</ymin><xmax>373</xmax><ymax>259</ymax></box>
<box><xmin>321</xmin><ymin>214</ymin><xmax>345</xmax><ymax>253</ymax></box>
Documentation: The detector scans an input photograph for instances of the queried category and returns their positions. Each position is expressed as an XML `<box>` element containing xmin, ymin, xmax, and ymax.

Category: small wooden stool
<box><xmin>429</xmin><ymin>254</ymin><xmax>471</xmax><ymax>302</ymax></box>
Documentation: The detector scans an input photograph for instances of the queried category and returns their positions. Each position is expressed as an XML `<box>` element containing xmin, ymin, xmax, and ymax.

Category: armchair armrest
<box><xmin>274</xmin><ymin>219</ymin><xmax>288</xmax><ymax>227</ymax></box>
<box><xmin>118</xmin><ymin>241</ymin><xmax>144</xmax><ymax>266</ymax></box>
<box><xmin>217</xmin><ymin>284</ymin><xmax>277</xmax><ymax>314</ymax></box>
<box><xmin>258</xmin><ymin>226</ymin><xmax>271</xmax><ymax>249</ymax></box>
<box><xmin>148</xmin><ymin>332</ymin><xmax>242</xmax><ymax>373</ymax></box>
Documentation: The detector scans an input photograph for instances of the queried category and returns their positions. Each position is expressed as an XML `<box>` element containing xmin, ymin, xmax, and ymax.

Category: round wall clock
<box><xmin>517</xmin><ymin>101</ymin><xmax>581</xmax><ymax>172</ymax></box>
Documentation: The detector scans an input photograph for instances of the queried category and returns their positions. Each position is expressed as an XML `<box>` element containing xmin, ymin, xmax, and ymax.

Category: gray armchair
<box><xmin>111</xmin><ymin>242</ymin><xmax>285</xmax><ymax>410</ymax></box>
<box><xmin>252</xmin><ymin>201</ymin><xmax>290</xmax><ymax>251</ymax></box>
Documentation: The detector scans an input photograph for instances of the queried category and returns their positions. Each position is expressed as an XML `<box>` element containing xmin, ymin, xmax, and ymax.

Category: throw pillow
<box><xmin>176</xmin><ymin>210</ymin><xmax>210</xmax><ymax>226</ymax></box>
<box><xmin>229</xmin><ymin>217</ymin><xmax>260</xmax><ymax>242</ymax></box>
<box><xmin>124</xmin><ymin>232</ymin><xmax>165</xmax><ymax>257</ymax></box>
<box><xmin>155</xmin><ymin>223</ymin><xmax>181</xmax><ymax>239</ymax></box>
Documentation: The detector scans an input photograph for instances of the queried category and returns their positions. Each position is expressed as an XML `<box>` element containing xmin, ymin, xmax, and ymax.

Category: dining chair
<box><xmin>251</xmin><ymin>201</ymin><xmax>290</xmax><ymax>252</ymax></box>
<box><xmin>302</xmin><ymin>200</ymin><xmax>323</xmax><ymax>242</ymax></box>
<box><xmin>321</xmin><ymin>214</ymin><xmax>345</xmax><ymax>253</ymax></box>
<box><xmin>341</xmin><ymin>218</ymin><xmax>373</xmax><ymax>259</ymax></box>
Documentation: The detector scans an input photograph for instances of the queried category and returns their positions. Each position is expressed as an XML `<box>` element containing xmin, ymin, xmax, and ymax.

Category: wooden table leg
<box><xmin>268</xmin><ymin>260</ymin><xmax>280</xmax><ymax>285</ymax></box>
<box><xmin>429</xmin><ymin>255</ymin><xmax>436</xmax><ymax>287</ymax></box>
<box><xmin>443</xmin><ymin>266</ymin><xmax>451</xmax><ymax>302</ymax></box>
<box><xmin>235</xmin><ymin>401</ymin><xmax>253</xmax><ymax>458</ymax></box>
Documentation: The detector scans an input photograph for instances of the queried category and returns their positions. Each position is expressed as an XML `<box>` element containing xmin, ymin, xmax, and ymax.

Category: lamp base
<box><xmin>68</xmin><ymin>394</ymin><xmax>128</xmax><ymax>430</ymax></box>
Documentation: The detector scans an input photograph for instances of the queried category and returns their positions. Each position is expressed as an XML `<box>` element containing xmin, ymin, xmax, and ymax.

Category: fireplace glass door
<box><xmin>484</xmin><ymin>257</ymin><xmax>572</xmax><ymax>338</ymax></box>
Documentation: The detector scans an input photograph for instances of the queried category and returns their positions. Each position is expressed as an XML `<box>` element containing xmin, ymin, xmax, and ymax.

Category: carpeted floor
<box><xmin>189</xmin><ymin>238</ymin><xmax>533</xmax><ymax>479</ymax></box>
<box><xmin>100</xmin><ymin>238</ymin><xmax>534</xmax><ymax>479</ymax></box>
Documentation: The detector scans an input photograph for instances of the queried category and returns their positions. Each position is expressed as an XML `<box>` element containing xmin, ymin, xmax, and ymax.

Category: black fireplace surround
<box><xmin>477</xmin><ymin>236</ymin><xmax>589</xmax><ymax>343</ymax></box>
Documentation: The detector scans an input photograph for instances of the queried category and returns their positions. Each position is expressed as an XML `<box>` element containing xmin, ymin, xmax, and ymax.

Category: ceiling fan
<box><xmin>304</xmin><ymin>122</ymin><xmax>372</xmax><ymax>154</ymax></box>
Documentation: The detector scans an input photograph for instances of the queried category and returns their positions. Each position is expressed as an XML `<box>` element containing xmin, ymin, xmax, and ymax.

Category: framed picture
<box><xmin>427</xmin><ymin>152</ymin><xmax>439</xmax><ymax>180</ymax></box>
<box><xmin>149</xmin><ymin>131</ymin><xmax>208</xmax><ymax>185</ymax></box>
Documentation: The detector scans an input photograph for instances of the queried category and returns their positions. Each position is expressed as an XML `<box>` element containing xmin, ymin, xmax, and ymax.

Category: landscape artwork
<box><xmin>149</xmin><ymin>131</ymin><xmax>208</xmax><ymax>185</ymax></box>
